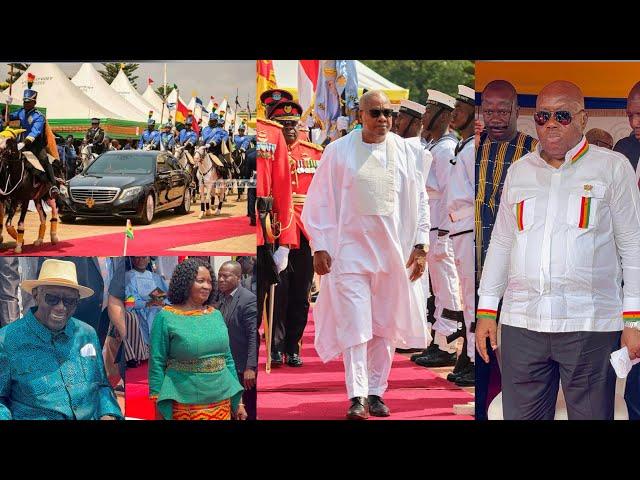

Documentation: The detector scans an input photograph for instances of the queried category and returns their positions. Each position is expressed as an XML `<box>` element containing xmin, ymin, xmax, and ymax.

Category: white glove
<box><xmin>273</xmin><ymin>246</ymin><xmax>290</xmax><ymax>273</ymax></box>
<box><xmin>205</xmin><ymin>143</ymin><xmax>211</xmax><ymax>148</ymax></box>
<box><xmin>17</xmin><ymin>142</ymin><xmax>25</xmax><ymax>151</ymax></box>
<box><xmin>88</xmin><ymin>143</ymin><xmax>93</xmax><ymax>147</ymax></box>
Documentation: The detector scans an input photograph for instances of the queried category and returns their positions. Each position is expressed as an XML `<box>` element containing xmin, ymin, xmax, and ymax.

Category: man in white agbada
<box><xmin>302</xmin><ymin>90</ymin><xmax>431</xmax><ymax>419</ymax></box>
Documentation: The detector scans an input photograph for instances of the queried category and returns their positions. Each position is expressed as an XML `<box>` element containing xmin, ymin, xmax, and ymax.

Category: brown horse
<box><xmin>0</xmin><ymin>129</ymin><xmax>60</xmax><ymax>253</ymax></box>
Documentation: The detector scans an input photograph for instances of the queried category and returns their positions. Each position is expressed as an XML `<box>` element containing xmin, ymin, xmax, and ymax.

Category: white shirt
<box><xmin>423</xmin><ymin>134</ymin><xmax>457</xmax><ymax>229</ymax></box>
<box><xmin>443</xmin><ymin>137</ymin><xmax>475</xmax><ymax>234</ymax></box>
<box><xmin>478</xmin><ymin>136</ymin><xmax>640</xmax><ymax>332</ymax></box>
<box><xmin>301</xmin><ymin>130</ymin><xmax>430</xmax><ymax>360</ymax></box>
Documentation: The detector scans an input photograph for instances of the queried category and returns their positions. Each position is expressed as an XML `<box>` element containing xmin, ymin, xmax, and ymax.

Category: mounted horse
<box><xmin>174</xmin><ymin>143</ymin><xmax>197</xmax><ymax>203</ymax></box>
<box><xmin>194</xmin><ymin>145</ymin><xmax>227</xmax><ymax>218</ymax></box>
<box><xmin>0</xmin><ymin>127</ymin><xmax>60</xmax><ymax>253</ymax></box>
<box><xmin>79</xmin><ymin>141</ymin><xmax>99</xmax><ymax>172</ymax></box>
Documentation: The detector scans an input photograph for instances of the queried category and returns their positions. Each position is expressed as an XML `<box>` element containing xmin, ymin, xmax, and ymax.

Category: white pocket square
<box><xmin>80</xmin><ymin>343</ymin><xmax>97</xmax><ymax>357</ymax></box>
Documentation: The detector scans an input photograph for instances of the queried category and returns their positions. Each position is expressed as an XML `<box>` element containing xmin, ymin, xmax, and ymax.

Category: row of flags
<box><xmin>256</xmin><ymin>60</ymin><xmax>359</xmax><ymax>144</ymax></box>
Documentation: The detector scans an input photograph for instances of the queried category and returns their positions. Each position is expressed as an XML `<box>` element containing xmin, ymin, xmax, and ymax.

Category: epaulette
<box><xmin>300</xmin><ymin>140</ymin><xmax>323</xmax><ymax>152</ymax></box>
<box><xmin>258</xmin><ymin>118</ymin><xmax>283</xmax><ymax>129</ymax></box>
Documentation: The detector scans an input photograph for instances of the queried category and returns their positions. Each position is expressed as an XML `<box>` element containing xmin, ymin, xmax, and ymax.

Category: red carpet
<box><xmin>125</xmin><ymin>360</ymin><xmax>155</xmax><ymax>420</ymax></box>
<box><xmin>0</xmin><ymin>216</ymin><xmax>254</xmax><ymax>256</ymax></box>
<box><xmin>258</xmin><ymin>309</ymin><xmax>474</xmax><ymax>420</ymax></box>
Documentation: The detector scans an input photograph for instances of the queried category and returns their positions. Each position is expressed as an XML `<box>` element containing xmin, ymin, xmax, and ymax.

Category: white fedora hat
<box><xmin>21</xmin><ymin>259</ymin><xmax>94</xmax><ymax>299</ymax></box>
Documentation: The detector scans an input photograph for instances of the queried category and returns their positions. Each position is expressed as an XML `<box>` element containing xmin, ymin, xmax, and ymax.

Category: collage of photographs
<box><xmin>0</xmin><ymin>59</ymin><xmax>639</xmax><ymax>422</ymax></box>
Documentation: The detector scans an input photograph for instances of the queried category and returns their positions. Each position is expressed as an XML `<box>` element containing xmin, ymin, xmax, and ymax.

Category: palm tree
<box><xmin>5</xmin><ymin>63</ymin><xmax>29</xmax><ymax>84</ymax></box>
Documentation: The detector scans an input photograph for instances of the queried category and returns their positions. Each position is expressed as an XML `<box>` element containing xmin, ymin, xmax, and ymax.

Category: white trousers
<box><xmin>450</xmin><ymin>231</ymin><xmax>475</xmax><ymax>361</ymax></box>
<box><xmin>427</xmin><ymin>229</ymin><xmax>462</xmax><ymax>339</ymax></box>
<box><xmin>343</xmin><ymin>336</ymin><xmax>395</xmax><ymax>399</ymax></box>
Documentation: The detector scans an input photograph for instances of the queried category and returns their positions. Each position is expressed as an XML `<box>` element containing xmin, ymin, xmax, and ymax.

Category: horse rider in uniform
<box><xmin>138</xmin><ymin>119</ymin><xmax>161</xmax><ymax>150</ymax></box>
<box><xmin>85</xmin><ymin>118</ymin><xmax>105</xmax><ymax>155</ymax></box>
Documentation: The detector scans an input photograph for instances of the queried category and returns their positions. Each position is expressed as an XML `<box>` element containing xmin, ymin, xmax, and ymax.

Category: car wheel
<box><xmin>138</xmin><ymin>193</ymin><xmax>155</xmax><ymax>225</ymax></box>
<box><xmin>60</xmin><ymin>214</ymin><xmax>76</xmax><ymax>223</ymax></box>
<box><xmin>176</xmin><ymin>188</ymin><xmax>190</xmax><ymax>214</ymax></box>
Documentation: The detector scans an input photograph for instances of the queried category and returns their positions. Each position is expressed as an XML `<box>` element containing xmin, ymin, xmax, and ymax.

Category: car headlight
<box><xmin>119</xmin><ymin>186</ymin><xmax>143</xmax><ymax>200</ymax></box>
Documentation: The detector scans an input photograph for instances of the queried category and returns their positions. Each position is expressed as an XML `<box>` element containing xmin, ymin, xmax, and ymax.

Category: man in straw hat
<box><xmin>0</xmin><ymin>259</ymin><xmax>123</xmax><ymax>420</ymax></box>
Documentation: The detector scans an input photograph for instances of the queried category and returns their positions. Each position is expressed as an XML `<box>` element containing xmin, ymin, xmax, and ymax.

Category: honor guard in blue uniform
<box><xmin>160</xmin><ymin>122</ymin><xmax>175</xmax><ymax>152</ymax></box>
<box><xmin>234</xmin><ymin>124</ymin><xmax>255</xmax><ymax>151</ymax></box>
<box><xmin>138</xmin><ymin>119</ymin><xmax>161</xmax><ymax>149</ymax></box>
<box><xmin>200</xmin><ymin>112</ymin><xmax>221</xmax><ymax>146</ymax></box>
<box><xmin>178</xmin><ymin>117</ymin><xmax>198</xmax><ymax>146</ymax></box>
<box><xmin>10</xmin><ymin>89</ymin><xmax>62</xmax><ymax>195</ymax></box>
<box><xmin>85</xmin><ymin>118</ymin><xmax>105</xmax><ymax>155</ymax></box>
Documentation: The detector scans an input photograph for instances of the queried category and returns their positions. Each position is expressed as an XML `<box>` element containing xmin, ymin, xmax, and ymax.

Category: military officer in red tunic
<box><xmin>256</xmin><ymin>90</ymin><xmax>297</xmax><ymax>344</ymax></box>
<box><xmin>267</xmin><ymin>100</ymin><xmax>323</xmax><ymax>367</ymax></box>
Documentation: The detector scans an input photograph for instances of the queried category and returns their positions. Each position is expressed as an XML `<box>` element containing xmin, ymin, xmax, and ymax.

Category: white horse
<box><xmin>194</xmin><ymin>146</ymin><xmax>226</xmax><ymax>218</ymax></box>
<box><xmin>79</xmin><ymin>143</ymin><xmax>98</xmax><ymax>171</ymax></box>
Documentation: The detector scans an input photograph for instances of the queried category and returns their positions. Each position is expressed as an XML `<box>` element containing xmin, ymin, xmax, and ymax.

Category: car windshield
<box><xmin>84</xmin><ymin>153</ymin><xmax>154</xmax><ymax>175</ymax></box>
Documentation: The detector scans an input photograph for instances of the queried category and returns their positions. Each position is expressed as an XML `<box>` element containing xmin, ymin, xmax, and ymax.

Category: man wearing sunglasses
<box><xmin>477</xmin><ymin>80</ymin><xmax>640</xmax><ymax>420</ymax></box>
<box><xmin>474</xmin><ymin>80</ymin><xmax>538</xmax><ymax>419</ymax></box>
<box><xmin>302</xmin><ymin>90</ymin><xmax>430</xmax><ymax>419</ymax></box>
<box><xmin>266</xmin><ymin>100</ymin><xmax>323</xmax><ymax>368</ymax></box>
<box><xmin>441</xmin><ymin>85</ymin><xmax>477</xmax><ymax>388</ymax></box>
<box><xmin>0</xmin><ymin>259</ymin><xmax>123</xmax><ymax>420</ymax></box>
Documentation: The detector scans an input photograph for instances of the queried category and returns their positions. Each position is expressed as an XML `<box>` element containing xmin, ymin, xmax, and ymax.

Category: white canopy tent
<box><xmin>72</xmin><ymin>63</ymin><xmax>147</xmax><ymax>122</ymax></box>
<box><xmin>3</xmin><ymin>63</ymin><xmax>122</xmax><ymax>119</ymax></box>
<box><xmin>110</xmin><ymin>70</ymin><xmax>162</xmax><ymax>123</ymax></box>
<box><xmin>142</xmin><ymin>85</ymin><xmax>170</xmax><ymax>123</ymax></box>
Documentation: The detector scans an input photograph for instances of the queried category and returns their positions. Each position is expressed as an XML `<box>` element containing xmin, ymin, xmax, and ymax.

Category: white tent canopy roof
<box><xmin>110</xmin><ymin>70</ymin><xmax>162</xmax><ymax>122</ymax></box>
<box><xmin>72</xmin><ymin>63</ymin><xmax>147</xmax><ymax>122</ymax></box>
<box><xmin>3</xmin><ymin>63</ymin><xmax>122</xmax><ymax>119</ymax></box>
<box><xmin>142</xmin><ymin>85</ymin><xmax>169</xmax><ymax>120</ymax></box>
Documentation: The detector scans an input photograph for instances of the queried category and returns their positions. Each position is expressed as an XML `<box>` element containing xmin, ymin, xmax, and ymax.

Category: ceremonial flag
<box><xmin>298</xmin><ymin>60</ymin><xmax>319</xmax><ymax>119</ymax></box>
<box><xmin>313</xmin><ymin>60</ymin><xmax>341</xmax><ymax>144</ymax></box>
<box><xmin>256</xmin><ymin>60</ymin><xmax>277</xmax><ymax>118</ymax></box>
<box><xmin>175</xmin><ymin>97</ymin><xmax>190</xmax><ymax>125</ymax></box>
<box><xmin>123</xmin><ymin>219</ymin><xmax>133</xmax><ymax>255</ymax></box>
<box><xmin>125</xmin><ymin>219</ymin><xmax>134</xmax><ymax>239</ymax></box>
<box><xmin>27</xmin><ymin>72</ymin><xmax>35</xmax><ymax>88</ymax></box>
<box><xmin>336</xmin><ymin>60</ymin><xmax>359</xmax><ymax>130</ymax></box>
<box><xmin>148</xmin><ymin>77</ymin><xmax>154</xmax><ymax>86</ymax></box>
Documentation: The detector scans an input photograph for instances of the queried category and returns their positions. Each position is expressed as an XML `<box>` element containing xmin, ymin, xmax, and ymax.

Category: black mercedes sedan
<box><xmin>60</xmin><ymin>151</ymin><xmax>192</xmax><ymax>224</ymax></box>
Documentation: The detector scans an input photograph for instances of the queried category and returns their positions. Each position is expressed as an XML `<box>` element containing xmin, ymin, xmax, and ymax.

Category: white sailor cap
<box><xmin>426</xmin><ymin>89</ymin><xmax>456</xmax><ymax>110</ymax></box>
<box><xmin>457</xmin><ymin>85</ymin><xmax>476</xmax><ymax>105</ymax></box>
<box><xmin>399</xmin><ymin>99</ymin><xmax>426</xmax><ymax>119</ymax></box>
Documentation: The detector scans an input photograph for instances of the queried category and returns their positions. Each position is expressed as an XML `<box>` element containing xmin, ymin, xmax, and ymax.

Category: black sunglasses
<box><xmin>44</xmin><ymin>293</ymin><xmax>79</xmax><ymax>309</ymax></box>
<box><xmin>368</xmin><ymin>108</ymin><xmax>394</xmax><ymax>119</ymax></box>
<box><xmin>534</xmin><ymin>110</ymin><xmax>582</xmax><ymax>126</ymax></box>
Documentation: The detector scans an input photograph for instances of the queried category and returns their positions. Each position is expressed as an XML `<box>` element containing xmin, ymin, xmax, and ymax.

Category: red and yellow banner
<box><xmin>256</xmin><ymin>60</ymin><xmax>277</xmax><ymax>119</ymax></box>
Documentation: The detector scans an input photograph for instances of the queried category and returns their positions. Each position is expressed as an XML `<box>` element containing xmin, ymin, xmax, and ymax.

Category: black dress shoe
<box><xmin>367</xmin><ymin>395</ymin><xmax>390</xmax><ymax>417</ymax></box>
<box><xmin>415</xmin><ymin>347</ymin><xmax>457</xmax><ymax>367</ymax></box>
<box><xmin>454</xmin><ymin>364</ymin><xmax>475</xmax><ymax>387</ymax></box>
<box><xmin>271</xmin><ymin>351</ymin><xmax>284</xmax><ymax>366</ymax></box>
<box><xmin>395</xmin><ymin>348</ymin><xmax>423</xmax><ymax>354</ymax></box>
<box><xmin>286</xmin><ymin>352</ymin><xmax>303</xmax><ymax>367</ymax></box>
<box><xmin>347</xmin><ymin>397</ymin><xmax>369</xmax><ymax>420</ymax></box>
<box><xmin>446</xmin><ymin>350</ymin><xmax>471</xmax><ymax>382</ymax></box>
<box><xmin>410</xmin><ymin>343</ymin><xmax>438</xmax><ymax>362</ymax></box>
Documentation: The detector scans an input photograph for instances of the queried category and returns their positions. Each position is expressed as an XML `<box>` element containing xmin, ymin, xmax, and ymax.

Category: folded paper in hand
<box><xmin>609</xmin><ymin>346</ymin><xmax>640</xmax><ymax>378</ymax></box>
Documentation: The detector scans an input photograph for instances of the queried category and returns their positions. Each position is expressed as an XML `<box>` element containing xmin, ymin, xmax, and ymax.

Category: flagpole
<box><xmin>5</xmin><ymin>64</ymin><xmax>14</xmax><ymax>124</ymax></box>
<box><xmin>160</xmin><ymin>63</ymin><xmax>167</xmax><ymax>125</ymax></box>
<box><xmin>123</xmin><ymin>227</ymin><xmax>129</xmax><ymax>256</ymax></box>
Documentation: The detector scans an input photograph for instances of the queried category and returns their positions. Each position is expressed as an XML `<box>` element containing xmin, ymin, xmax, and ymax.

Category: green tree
<box><xmin>99</xmin><ymin>63</ymin><xmax>140</xmax><ymax>87</ymax></box>
<box><xmin>361</xmin><ymin>60</ymin><xmax>474</xmax><ymax>103</ymax></box>
<box><xmin>155</xmin><ymin>84</ymin><xmax>175</xmax><ymax>99</ymax></box>
<box><xmin>5</xmin><ymin>63</ymin><xmax>29</xmax><ymax>84</ymax></box>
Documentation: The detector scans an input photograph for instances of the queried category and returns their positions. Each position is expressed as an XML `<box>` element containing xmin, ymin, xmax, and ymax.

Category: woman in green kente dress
<box><xmin>148</xmin><ymin>258</ymin><xmax>246</xmax><ymax>420</ymax></box>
